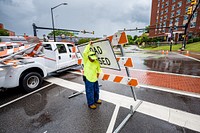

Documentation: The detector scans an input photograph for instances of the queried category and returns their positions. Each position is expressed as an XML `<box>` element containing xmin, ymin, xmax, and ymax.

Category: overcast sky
<box><xmin>0</xmin><ymin>0</ymin><xmax>152</xmax><ymax>38</ymax></box>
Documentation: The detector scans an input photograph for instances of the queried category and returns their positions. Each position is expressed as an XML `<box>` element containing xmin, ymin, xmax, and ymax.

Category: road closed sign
<box><xmin>78</xmin><ymin>39</ymin><xmax>120</xmax><ymax>70</ymax></box>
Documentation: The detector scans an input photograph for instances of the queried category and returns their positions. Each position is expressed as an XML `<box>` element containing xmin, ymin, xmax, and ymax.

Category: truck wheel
<box><xmin>21</xmin><ymin>72</ymin><xmax>43</xmax><ymax>92</ymax></box>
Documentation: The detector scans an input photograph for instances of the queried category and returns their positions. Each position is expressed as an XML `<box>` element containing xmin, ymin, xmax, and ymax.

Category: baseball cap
<box><xmin>88</xmin><ymin>51</ymin><xmax>97</xmax><ymax>60</ymax></box>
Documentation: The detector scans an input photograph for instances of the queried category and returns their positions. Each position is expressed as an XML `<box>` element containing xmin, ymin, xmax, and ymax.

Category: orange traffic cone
<box><xmin>166</xmin><ymin>50</ymin><xmax>168</xmax><ymax>54</ymax></box>
<box><xmin>162</xmin><ymin>50</ymin><xmax>164</xmax><ymax>54</ymax></box>
<box><xmin>186</xmin><ymin>51</ymin><xmax>189</xmax><ymax>56</ymax></box>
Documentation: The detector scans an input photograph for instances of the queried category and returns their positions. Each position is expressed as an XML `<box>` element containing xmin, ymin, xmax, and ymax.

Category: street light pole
<box><xmin>51</xmin><ymin>3</ymin><xmax>67</xmax><ymax>42</ymax></box>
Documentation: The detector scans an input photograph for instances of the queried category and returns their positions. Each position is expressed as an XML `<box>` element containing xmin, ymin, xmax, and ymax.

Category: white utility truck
<box><xmin>0</xmin><ymin>42</ymin><xmax>78</xmax><ymax>92</ymax></box>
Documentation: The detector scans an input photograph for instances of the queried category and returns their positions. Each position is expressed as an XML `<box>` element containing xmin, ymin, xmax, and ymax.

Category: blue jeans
<box><xmin>85</xmin><ymin>78</ymin><xmax>99</xmax><ymax>106</ymax></box>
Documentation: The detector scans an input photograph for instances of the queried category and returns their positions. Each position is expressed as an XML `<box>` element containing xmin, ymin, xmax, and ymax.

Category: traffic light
<box><xmin>187</xmin><ymin>6</ymin><xmax>192</xmax><ymax>15</ymax></box>
<box><xmin>191</xmin><ymin>0</ymin><xmax>197</xmax><ymax>5</ymax></box>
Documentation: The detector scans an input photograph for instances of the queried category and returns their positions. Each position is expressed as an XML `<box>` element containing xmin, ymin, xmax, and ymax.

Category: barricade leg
<box><xmin>113</xmin><ymin>100</ymin><xmax>143</xmax><ymax>133</ymax></box>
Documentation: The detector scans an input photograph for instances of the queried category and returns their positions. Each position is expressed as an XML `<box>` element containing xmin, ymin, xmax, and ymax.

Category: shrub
<box><xmin>193</xmin><ymin>37</ymin><xmax>200</xmax><ymax>42</ymax></box>
<box><xmin>187</xmin><ymin>39</ymin><xmax>193</xmax><ymax>44</ymax></box>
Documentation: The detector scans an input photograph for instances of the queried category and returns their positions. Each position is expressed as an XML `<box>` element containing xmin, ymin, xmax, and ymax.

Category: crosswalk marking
<box><xmin>46</xmin><ymin>77</ymin><xmax>200</xmax><ymax>132</ymax></box>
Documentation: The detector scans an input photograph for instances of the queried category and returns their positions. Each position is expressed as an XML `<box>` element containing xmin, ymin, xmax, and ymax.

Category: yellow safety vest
<box><xmin>83</xmin><ymin>44</ymin><xmax>102</xmax><ymax>82</ymax></box>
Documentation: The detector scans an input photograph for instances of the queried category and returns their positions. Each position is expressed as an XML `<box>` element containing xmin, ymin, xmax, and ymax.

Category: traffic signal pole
<box><xmin>182</xmin><ymin>0</ymin><xmax>200</xmax><ymax>50</ymax></box>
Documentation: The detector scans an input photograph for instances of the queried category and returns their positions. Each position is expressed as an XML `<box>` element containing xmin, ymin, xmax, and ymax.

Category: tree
<box><xmin>133</xmin><ymin>35</ymin><xmax>138</xmax><ymax>41</ymax></box>
<box><xmin>77</xmin><ymin>38</ymin><xmax>99</xmax><ymax>45</ymax></box>
<box><xmin>145</xmin><ymin>26</ymin><xmax>150</xmax><ymax>33</ymax></box>
<box><xmin>48</xmin><ymin>30</ymin><xmax>74</xmax><ymax>36</ymax></box>
<box><xmin>0</xmin><ymin>29</ymin><xmax>9</xmax><ymax>36</ymax></box>
<box><xmin>127</xmin><ymin>35</ymin><xmax>134</xmax><ymax>45</ymax></box>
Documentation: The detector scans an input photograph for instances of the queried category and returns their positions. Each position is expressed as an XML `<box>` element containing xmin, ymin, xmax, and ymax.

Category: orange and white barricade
<box><xmin>107</xmin><ymin>31</ymin><xmax>128</xmax><ymax>46</ymax></box>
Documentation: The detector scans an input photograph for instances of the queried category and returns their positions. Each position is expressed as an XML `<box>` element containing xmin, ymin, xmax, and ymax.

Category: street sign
<box><xmin>78</xmin><ymin>39</ymin><xmax>120</xmax><ymax>70</ymax></box>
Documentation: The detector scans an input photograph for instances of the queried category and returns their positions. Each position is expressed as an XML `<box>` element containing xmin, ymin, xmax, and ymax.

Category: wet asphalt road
<box><xmin>0</xmin><ymin>46</ymin><xmax>200</xmax><ymax>133</ymax></box>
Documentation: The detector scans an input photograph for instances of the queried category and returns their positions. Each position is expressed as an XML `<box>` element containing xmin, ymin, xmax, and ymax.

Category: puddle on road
<box><xmin>125</xmin><ymin>51</ymin><xmax>200</xmax><ymax>76</ymax></box>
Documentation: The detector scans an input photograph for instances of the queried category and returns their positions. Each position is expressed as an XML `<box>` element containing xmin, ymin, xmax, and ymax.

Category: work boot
<box><xmin>96</xmin><ymin>99</ymin><xmax>102</xmax><ymax>104</ymax></box>
<box><xmin>89</xmin><ymin>104</ymin><xmax>97</xmax><ymax>109</ymax></box>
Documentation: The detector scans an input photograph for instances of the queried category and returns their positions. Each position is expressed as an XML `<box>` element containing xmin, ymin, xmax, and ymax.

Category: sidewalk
<box><xmin>130</xmin><ymin>70</ymin><xmax>200</xmax><ymax>94</ymax></box>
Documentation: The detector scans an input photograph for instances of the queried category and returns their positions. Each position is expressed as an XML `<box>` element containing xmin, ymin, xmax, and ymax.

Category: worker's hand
<box><xmin>89</xmin><ymin>41</ymin><xmax>93</xmax><ymax>45</ymax></box>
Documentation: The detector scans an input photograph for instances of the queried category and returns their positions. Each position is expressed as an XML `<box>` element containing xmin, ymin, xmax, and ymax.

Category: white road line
<box><xmin>45</xmin><ymin>77</ymin><xmax>200</xmax><ymax>132</ymax></box>
<box><xmin>138</xmin><ymin>84</ymin><xmax>200</xmax><ymax>99</ymax></box>
<box><xmin>106</xmin><ymin>104</ymin><xmax>120</xmax><ymax>133</ymax></box>
<box><xmin>0</xmin><ymin>83</ymin><xmax>53</xmax><ymax>109</ymax></box>
<box><xmin>173</xmin><ymin>52</ymin><xmax>200</xmax><ymax>62</ymax></box>
<box><xmin>69</xmin><ymin>71</ymin><xmax>200</xmax><ymax>99</ymax></box>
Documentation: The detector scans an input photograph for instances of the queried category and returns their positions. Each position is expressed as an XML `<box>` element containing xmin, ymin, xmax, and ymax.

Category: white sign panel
<box><xmin>78</xmin><ymin>39</ymin><xmax>120</xmax><ymax>70</ymax></box>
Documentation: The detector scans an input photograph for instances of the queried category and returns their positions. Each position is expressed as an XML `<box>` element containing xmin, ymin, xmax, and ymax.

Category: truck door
<box><xmin>56</xmin><ymin>43</ymin><xmax>71</xmax><ymax>69</ymax></box>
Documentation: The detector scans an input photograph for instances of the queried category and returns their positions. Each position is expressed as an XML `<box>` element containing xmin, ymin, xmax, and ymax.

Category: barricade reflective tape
<box><xmin>28</xmin><ymin>42</ymin><xmax>42</xmax><ymax>57</ymax></box>
<box><xmin>77</xmin><ymin>57</ymin><xmax>134</xmax><ymax>68</ymax></box>
<box><xmin>78</xmin><ymin>70</ymin><xmax>138</xmax><ymax>87</ymax></box>
<box><xmin>107</xmin><ymin>31</ymin><xmax>128</xmax><ymax>46</ymax></box>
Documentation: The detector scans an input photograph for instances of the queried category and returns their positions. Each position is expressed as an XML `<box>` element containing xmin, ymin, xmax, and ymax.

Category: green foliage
<box><xmin>142</xmin><ymin>42</ymin><xmax>200</xmax><ymax>52</ymax></box>
<box><xmin>145</xmin><ymin>26</ymin><xmax>150</xmax><ymax>33</ymax></box>
<box><xmin>0</xmin><ymin>29</ymin><xmax>9</xmax><ymax>36</ymax></box>
<box><xmin>127</xmin><ymin>35</ymin><xmax>134</xmax><ymax>45</ymax></box>
<box><xmin>48</xmin><ymin>30</ymin><xmax>74</xmax><ymax>36</ymax></box>
<box><xmin>187</xmin><ymin>39</ymin><xmax>193</xmax><ymax>44</ymax></box>
<box><xmin>77</xmin><ymin>38</ymin><xmax>99</xmax><ymax>45</ymax></box>
<box><xmin>193</xmin><ymin>37</ymin><xmax>200</xmax><ymax>42</ymax></box>
<box><xmin>133</xmin><ymin>35</ymin><xmax>138</xmax><ymax>41</ymax></box>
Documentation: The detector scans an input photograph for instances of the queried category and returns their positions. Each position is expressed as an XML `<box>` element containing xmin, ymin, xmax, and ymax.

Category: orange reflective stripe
<box><xmin>113</xmin><ymin>76</ymin><xmax>123</xmax><ymax>83</ymax></box>
<box><xmin>128</xmin><ymin>79</ymin><xmax>138</xmax><ymax>86</ymax></box>
<box><xmin>28</xmin><ymin>42</ymin><xmax>41</xmax><ymax>57</ymax></box>
<box><xmin>107</xmin><ymin>36</ymin><xmax>113</xmax><ymax>42</ymax></box>
<box><xmin>78</xmin><ymin>59</ymin><xmax>82</xmax><ymax>65</ymax></box>
<box><xmin>116</xmin><ymin>57</ymin><xmax>120</xmax><ymax>62</ymax></box>
<box><xmin>102</xmin><ymin>74</ymin><xmax>110</xmax><ymax>80</ymax></box>
<box><xmin>124</xmin><ymin>58</ymin><xmax>133</xmax><ymax>67</ymax></box>
<box><xmin>118</xmin><ymin>32</ymin><xmax>128</xmax><ymax>44</ymax></box>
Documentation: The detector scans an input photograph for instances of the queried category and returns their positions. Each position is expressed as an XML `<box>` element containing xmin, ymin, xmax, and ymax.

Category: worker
<box><xmin>83</xmin><ymin>41</ymin><xmax>102</xmax><ymax>109</ymax></box>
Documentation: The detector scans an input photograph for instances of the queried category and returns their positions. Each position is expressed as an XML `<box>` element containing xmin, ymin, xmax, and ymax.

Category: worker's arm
<box><xmin>83</xmin><ymin>41</ymin><xmax>92</xmax><ymax>63</ymax></box>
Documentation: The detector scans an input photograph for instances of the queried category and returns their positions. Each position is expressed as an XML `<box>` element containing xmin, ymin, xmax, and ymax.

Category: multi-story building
<box><xmin>0</xmin><ymin>23</ymin><xmax>15</xmax><ymax>36</ymax></box>
<box><xmin>149</xmin><ymin>0</ymin><xmax>200</xmax><ymax>42</ymax></box>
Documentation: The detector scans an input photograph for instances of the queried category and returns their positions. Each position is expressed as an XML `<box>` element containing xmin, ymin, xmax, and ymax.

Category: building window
<box><xmin>164</xmin><ymin>15</ymin><xmax>167</xmax><ymax>20</ymax></box>
<box><xmin>172</xmin><ymin>0</ymin><xmax>176</xmax><ymax>3</ymax></box>
<box><xmin>175</xmin><ymin>17</ymin><xmax>179</xmax><ymax>22</ymax></box>
<box><xmin>171</xmin><ymin>12</ymin><xmax>175</xmax><ymax>18</ymax></box>
<box><xmin>158</xmin><ymin>2</ymin><xmax>160</xmax><ymax>7</ymax></box>
<box><xmin>163</xmin><ymin>22</ymin><xmax>166</xmax><ymax>27</ymax></box>
<box><xmin>176</xmin><ymin>9</ymin><xmax>181</xmax><ymax>16</ymax></box>
<box><xmin>177</xmin><ymin>2</ymin><xmax>182</xmax><ymax>8</ymax></box>
<box><xmin>161</xmin><ymin>10</ymin><xmax>164</xmax><ymax>15</ymax></box>
<box><xmin>166</xmin><ymin>1</ymin><xmax>169</xmax><ymax>6</ymax></box>
<box><xmin>160</xmin><ymin>23</ymin><xmax>162</xmax><ymax>28</ymax></box>
<box><xmin>170</xmin><ymin>19</ymin><xmax>173</xmax><ymax>24</ymax></box>
<box><xmin>172</xmin><ymin>5</ymin><xmax>175</xmax><ymax>10</ymax></box>
<box><xmin>160</xmin><ymin>17</ymin><xmax>163</xmax><ymax>22</ymax></box>
<box><xmin>162</xmin><ymin>0</ymin><xmax>165</xmax><ymax>2</ymax></box>
<box><xmin>185</xmin><ymin>6</ymin><xmax>189</xmax><ymax>13</ymax></box>
<box><xmin>190</xmin><ymin>22</ymin><xmax>196</xmax><ymax>28</ymax></box>
<box><xmin>187</xmin><ymin>0</ymin><xmax>191</xmax><ymax>3</ymax></box>
<box><xmin>174</xmin><ymin>26</ymin><xmax>178</xmax><ymax>30</ymax></box>
<box><xmin>184</xmin><ymin>15</ymin><xmax>188</xmax><ymax>20</ymax></box>
<box><xmin>162</xmin><ymin>4</ymin><xmax>164</xmax><ymax>8</ymax></box>
<box><xmin>192</xmin><ymin>12</ymin><xmax>198</xmax><ymax>18</ymax></box>
<box><xmin>165</xmin><ymin>8</ymin><xmax>168</xmax><ymax>13</ymax></box>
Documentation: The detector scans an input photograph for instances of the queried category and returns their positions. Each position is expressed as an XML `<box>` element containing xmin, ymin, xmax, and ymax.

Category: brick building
<box><xmin>149</xmin><ymin>0</ymin><xmax>200</xmax><ymax>42</ymax></box>
<box><xmin>0</xmin><ymin>23</ymin><xmax>15</xmax><ymax>36</ymax></box>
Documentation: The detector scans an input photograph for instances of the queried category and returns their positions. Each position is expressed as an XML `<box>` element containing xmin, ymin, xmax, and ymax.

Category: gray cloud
<box><xmin>0</xmin><ymin>0</ymin><xmax>152</xmax><ymax>37</ymax></box>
